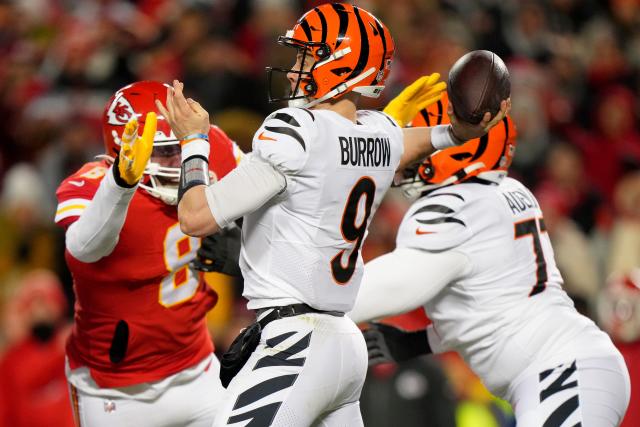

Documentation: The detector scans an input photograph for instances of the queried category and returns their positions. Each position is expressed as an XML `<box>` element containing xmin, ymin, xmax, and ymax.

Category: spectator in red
<box><xmin>0</xmin><ymin>269</ymin><xmax>73</xmax><ymax>427</ymax></box>
<box><xmin>565</xmin><ymin>86</ymin><xmax>640</xmax><ymax>200</ymax></box>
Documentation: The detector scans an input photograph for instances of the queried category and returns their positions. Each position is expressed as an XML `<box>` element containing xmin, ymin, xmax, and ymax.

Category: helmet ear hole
<box><xmin>316</xmin><ymin>47</ymin><xmax>329</xmax><ymax>59</ymax></box>
<box><xmin>419</xmin><ymin>163</ymin><xmax>435</xmax><ymax>181</ymax></box>
<box><xmin>304</xmin><ymin>81</ymin><xmax>317</xmax><ymax>95</ymax></box>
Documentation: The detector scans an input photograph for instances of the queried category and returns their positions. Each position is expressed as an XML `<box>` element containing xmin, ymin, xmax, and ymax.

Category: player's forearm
<box><xmin>177</xmin><ymin>134</ymin><xmax>218</xmax><ymax>237</ymax></box>
<box><xmin>178</xmin><ymin>186</ymin><xmax>219</xmax><ymax>237</ymax></box>
<box><xmin>179</xmin><ymin>154</ymin><xmax>286</xmax><ymax>237</ymax></box>
<box><xmin>399</xmin><ymin>125</ymin><xmax>466</xmax><ymax>171</ymax></box>
<box><xmin>65</xmin><ymin>165</ymin><xmax>136</xmax><ymax>262</ymax></box>
<box><xmin>348</xmin><ymin>247</ymin><xmax>468</xmax><ymax>323</ymax></box>
<box><xmin>399</xmin><ymin>127</ymin><xmax>435</xmax><ymax>171</ymax></box>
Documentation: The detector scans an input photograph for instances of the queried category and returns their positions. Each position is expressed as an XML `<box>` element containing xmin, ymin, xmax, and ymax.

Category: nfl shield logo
<box><xmin>104</xmin><ymin>400</ymin><xmax>116</xmax><ymax>413</ymax></box>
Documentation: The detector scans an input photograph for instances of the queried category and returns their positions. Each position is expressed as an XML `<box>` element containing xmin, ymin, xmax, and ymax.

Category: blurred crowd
<box><xmin>0</xmin><ymin>0</ymin><xmax>639</xmax><ymax>426</ymax></box>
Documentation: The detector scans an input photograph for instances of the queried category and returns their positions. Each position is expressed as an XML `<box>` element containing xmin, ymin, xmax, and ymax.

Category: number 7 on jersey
<box><xmin>514</xmin><ymin>216</ymin><xmax>549</xmax><ymax>297</ymax></box>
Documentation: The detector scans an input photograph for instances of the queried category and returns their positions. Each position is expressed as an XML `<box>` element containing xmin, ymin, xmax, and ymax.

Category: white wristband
<box><xmin>430</xmin><ymin>124</ymin><xmax>464</xmax><ymax>150</ymax></box>
<box><xmin>181</xmin><ymin>138</ymin><xmax>210</xmax><ymax>162</ymax></box>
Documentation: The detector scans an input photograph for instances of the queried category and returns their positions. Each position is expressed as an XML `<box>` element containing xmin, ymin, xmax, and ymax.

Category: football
<box><xmin>447</xmin><ymin>50</ymin><xmax>511</xmax><ymax>125</ymax></box>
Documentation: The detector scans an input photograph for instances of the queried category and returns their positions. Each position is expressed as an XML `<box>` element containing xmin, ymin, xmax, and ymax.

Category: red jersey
<box><xmin>55</xmin><ymin>129</ymin><xmax>239</xmax><ymax>388</ymax></box>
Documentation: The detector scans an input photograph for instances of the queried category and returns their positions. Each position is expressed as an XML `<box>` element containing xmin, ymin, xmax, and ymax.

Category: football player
<box><xmin>349</xmin><ymin>95</ymin><xmax>631</xmax><ymax>427</ymax></box>
<box><xmin>54</xmin><ymin>81</ymin><xmax>241</xmax><ymax>427</ymax></box>
<box><xmin>157</xmin><ymin>4</ymin><xmax>508</xmax><ymax>426</ymax></box>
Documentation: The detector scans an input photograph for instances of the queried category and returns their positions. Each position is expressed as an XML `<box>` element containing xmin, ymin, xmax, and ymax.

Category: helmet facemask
<box><xmin>266</xmin><ymin>34</ymin><xmax>330</xmax><ymax>108</ymax></box>
<box><xmin>100</xmin><ymin>126</ymin><xmax>183</xmax><ymax>205</ymax></box>
<box><xmin>140</xmin><ymin>135</ymin><xmax>182</xmax><ymax>206</ymax></box>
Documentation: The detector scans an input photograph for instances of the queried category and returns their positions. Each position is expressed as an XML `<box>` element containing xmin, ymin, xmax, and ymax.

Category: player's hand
<box><xmin>191</xmin><ymin>227</ymin><xmax>242</xmax><ymax>277</ymax></box>
<box><xmin>117</xmin><ymin>113</ymin><xmax>156</xmax><ymax>186</ymax></box>
<box><xmin>449</xmin><ymin>98</ymin><xmax>511</xmax><ymax>142</ymax></box>
<box><xmin>363</xmin><ymin>322</ymin><xmax>431</xmax><ymax>366</ymax></box>
<box><xmin>383</xmin><ymin>73</ymin><xmax>447</xmax><ymax>128</ymax></box>
<box><xmin>155</xmin><ymin>80</ymin><xmax>209</xmax><ymax>141</ymax></box>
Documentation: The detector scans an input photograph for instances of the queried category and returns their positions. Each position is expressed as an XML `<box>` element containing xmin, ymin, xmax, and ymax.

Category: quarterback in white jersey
<box><xmin>350</xmin><ymin>108</ymin><xmax>631</xmax><ymax>426</ymax></box>
<box><xmin>157</xmin><ymin>4</ymin><xmax>508</xmax><ymax>425</ymax></box>
<box><xmin>241</xmin><ymin>107</ymin><xmax>402</xmax><ymax>313</ymax></box>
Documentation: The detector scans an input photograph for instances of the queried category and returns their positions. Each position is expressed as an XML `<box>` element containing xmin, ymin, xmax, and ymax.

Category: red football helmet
<box><xmin>267</xmin><ymin>3</ymin><xmax>395</xmax><ymax>108</ymax></box>
<box><xmin>102</xmin><ymin>81</ymin><xmax>220</xmax><ymax>205</ymax></box>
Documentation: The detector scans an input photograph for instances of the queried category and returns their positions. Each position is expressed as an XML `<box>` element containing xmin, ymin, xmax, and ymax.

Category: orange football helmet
<box><xmin>267</xmin><ymin>3</ymin><xmax>394</xmax><ymax>108</ymax></box>
<box><xmin>398</xmin><ymin>92</ymin><xmax>517</xmax><ymax>199</ymax></box>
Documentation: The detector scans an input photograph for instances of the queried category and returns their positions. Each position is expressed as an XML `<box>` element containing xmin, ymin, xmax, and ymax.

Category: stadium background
<box><xmin>0</xmin><ymin>0</ymin><xmax>639</xmax><ymax>426</ymax></box>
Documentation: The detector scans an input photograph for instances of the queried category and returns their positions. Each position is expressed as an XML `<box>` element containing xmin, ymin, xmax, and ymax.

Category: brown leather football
<box><xmin>447</xmin><ymin>50</ymin><xmax>510</xmax><ymax>125</ymax></box>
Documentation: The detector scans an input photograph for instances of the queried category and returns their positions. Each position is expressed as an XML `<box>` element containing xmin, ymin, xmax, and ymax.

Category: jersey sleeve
<box><xmin>54</xmin><ymin>162</ymin><xmax>107</xmax><ymax>229</ymax></box>
<box><xmin>251</xmin><ymin>107</ymin><xmax>317</xmax><ymax>175</ymax></box>
<box><xmin>348</xmin><ymin>247</ymin><xmax>469</xmax><ymax>324</ymax></box>
<box><xmin>396</xmin><ymin>189</ymin><xmax>473</xmax><ymax>252</ymax></box>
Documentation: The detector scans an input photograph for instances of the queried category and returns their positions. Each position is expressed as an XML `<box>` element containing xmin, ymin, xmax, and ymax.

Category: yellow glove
<box><xmin>117</xmin><ymin>112</ymin><xmax>157</xmax><ymax>186</ymax></box>
<box><xmin>383</xmin><ymin>73</ymin><xmax>447</xmax><ymax>127</ymax></box>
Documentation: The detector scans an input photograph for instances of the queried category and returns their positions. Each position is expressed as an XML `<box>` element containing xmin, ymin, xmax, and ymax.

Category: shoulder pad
<box><xmin>55</xmin><ymin>162</ymin><xmax>105</xmax><ymax>227</ymax></box>
<box><xmin>396</xmin><ymin>189</ymin><xmax>473</xmax><ymax>251</ymax></box>
<box><xmin>252</xmin><ymin>108</ymin><xmax>317</xmax><ymax>174</ymax></box>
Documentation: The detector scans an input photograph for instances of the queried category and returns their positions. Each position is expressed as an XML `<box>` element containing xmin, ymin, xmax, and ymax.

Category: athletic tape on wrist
<box><xmin>430</xmin><ymin>124</ymin><xmax>464</xmax><ymax>150</ymax></box>
<box><xmin>181</xmin><ymin>138</ymin><xmax>210</xmax><ymax>163</ymax></box>
<box><xmin>184</xmin><ymin>133</ymin><xmax>209</xmax><ymax>141</ymax></box>
<box><xmin>178</xmin><ymin>155</ymin><xmax>210</xmax><ymax>203</ymax></box>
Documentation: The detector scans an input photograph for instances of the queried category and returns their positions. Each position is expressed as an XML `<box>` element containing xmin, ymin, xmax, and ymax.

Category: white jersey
<box><xmin>396</xmin><ymin>177</ymin><xmax>616</xmax><ymax>398</ymax></box>
<box><xmin>241</xmin><ymin>107</ymin><xmax>403</xmax><ymax>312</ymax></box>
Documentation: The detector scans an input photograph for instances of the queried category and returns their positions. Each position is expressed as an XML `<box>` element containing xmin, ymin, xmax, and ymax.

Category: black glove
<box><xmin>220</xmin><ymin>322</ymin><xmax>262</xmax><ymax>388</ymax></box>
<box><xmin>191</xmin><ymin>227</ymin><xmax>242</xmax><ymax>277</ymax></box>
<box><xmin>363</xmin><ymin>322</ymin><xmax>432</xmax><ymax>366</ymax></box>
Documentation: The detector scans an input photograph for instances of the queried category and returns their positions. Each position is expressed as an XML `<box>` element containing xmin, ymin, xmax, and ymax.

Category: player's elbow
<box><xmin>178</xmin><ymin>209</ymin><xmax>200</xmax><ymax>237</ymax></box>
<box><xmin>178</xmin><ymin>205</ymin><xmax>217</xmax><ymax>237</ymax></box>
<box><xmin>66</xmin><ymin>224</ymin><xmax>117</xmax><ymax>263</ymax></box>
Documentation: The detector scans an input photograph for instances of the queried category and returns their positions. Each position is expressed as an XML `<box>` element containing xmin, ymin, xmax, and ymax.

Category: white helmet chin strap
<box><xmin>288</xmin><ymin>95</ymin><xmax>310</xmax><ymax>108</ymax></box>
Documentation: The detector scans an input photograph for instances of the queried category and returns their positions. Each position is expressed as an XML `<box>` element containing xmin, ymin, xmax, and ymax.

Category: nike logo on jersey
<box><xmin>257</xmin><ymin>131</ymin><xmax>277</xmax><ymax>141</ymax></box>
<box><xmin>415</xmin><ymin>228</ymin><xmax>435</xmax><ymax>235</ymax></box>
<box><xmin>69</xmin><ymin>180</ymin><xmax>85</xmax><ymax>187</ymax></box>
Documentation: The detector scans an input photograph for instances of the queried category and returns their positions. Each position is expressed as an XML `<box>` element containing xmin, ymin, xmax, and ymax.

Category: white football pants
<box><xmin>67</xmin><ymin>354</ymin><xmax>224</xmax><ymax>427</ymax></box>
<box><xmin>214</xmin><ymin>312</ymin><xmax>368</xmax><ymax>427</ymax></box>
<box><xmin>511</xmin><ymin>353</ymin><xmax>630</xmax><ymax>427</ymax></box>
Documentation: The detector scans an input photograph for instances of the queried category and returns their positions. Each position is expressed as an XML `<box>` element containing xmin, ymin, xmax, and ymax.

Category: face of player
<box><xmin>287</xmin><ymin>50</ymin><xmax>314</xmax><ymax>97</ymax></box>
<box><xmin>150</xmin><ymin>143</ymin><xmax>181</xmax><ymax>184</ymax></box>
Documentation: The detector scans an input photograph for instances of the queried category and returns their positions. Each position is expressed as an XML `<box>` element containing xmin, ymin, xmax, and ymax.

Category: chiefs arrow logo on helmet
<box><xmin>106</xmin><ymin>95</ymin><xmax>135</xmax><ymax>125</ymax></box>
